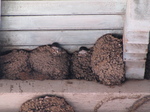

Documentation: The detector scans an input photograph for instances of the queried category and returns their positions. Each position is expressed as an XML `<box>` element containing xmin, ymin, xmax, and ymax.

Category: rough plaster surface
<box><xmin>0</xmin><ymin>80</ymin><xmax>150</xmax><ymax>112</ymax></box>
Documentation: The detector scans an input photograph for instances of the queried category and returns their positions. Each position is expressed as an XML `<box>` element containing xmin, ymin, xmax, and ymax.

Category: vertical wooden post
<box><xmin>0</xmin><ymin>0</ymin><xmax>2</xmax><ymax>27</ymax></box>
<box><xmin>123</xmin><ymin>0</ymin><xmax>150</xmax><ymax>79</ymax></box>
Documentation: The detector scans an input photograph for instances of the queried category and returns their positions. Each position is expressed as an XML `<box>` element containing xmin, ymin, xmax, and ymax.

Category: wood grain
<box><xmin>124</xmin><ymin>53</ymin><xmax>147</xmax><ymax>61</ymax></box>
<box><xmin>0</xmin><ymin>30</ymin><xmax>123</xmax><ymax>45</ymax></box>
<box><xmin>124</xmin><ymin>43</ymin><xmax>148</xmax><ymax>53</ymax></box>
<box><xmin>1</xmin><ymin>15</ymin><xmax>124</xmax><ymax>30</ymax></box>
<box><xmin>2</xmin><ymin>0</ymin><xmax>126</xmax><ymax>15</ymax></box>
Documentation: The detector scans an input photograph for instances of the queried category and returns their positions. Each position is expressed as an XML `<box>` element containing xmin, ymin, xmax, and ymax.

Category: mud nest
<box><xmin>91</xmin><ymin>34</ymin><xmax>125</xmax><ymax>86</ymax></box>
<box><xmin>0</xmin><ymin>43</ymin><xmax>70</xmax><ymax>80</ymax></box>
<box><xmin>19</xmin><ymin>96</ymin><xmax>75</xmax><ymax>112</ymax></box>
<box><xmin>144</xmin><ymin>51</ymin><xmax>150</xmax><ymax>79</ymax></box>
<box><xmin>0</xmin><ymin>50</ymin><xmax>32</xmax><ymax>80</ymax></box>
<box><xmin>29</xmin><ymin>44</ymin><xmax>70</xmax><ymax>80</ymax></box>
<box><xmin>71</xmin><ymin>47</ymin><xmax>99</xmax><ymax>81</ymax></box>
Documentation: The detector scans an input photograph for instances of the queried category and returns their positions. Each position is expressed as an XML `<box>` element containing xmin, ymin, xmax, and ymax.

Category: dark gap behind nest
<box><xmin>144</xmin><ymin>32</ymin><xmax>150</xmax><ymax>79</ymax></box>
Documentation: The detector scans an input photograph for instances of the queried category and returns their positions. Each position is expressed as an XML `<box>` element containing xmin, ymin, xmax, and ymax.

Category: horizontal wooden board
<box><xmin>124</xmin><ymin>53</ymin><xmax>147</xmax><ymax>61</ymax></box>
<box><xmin>2</xmin><ymin>0</ymin><xmax>126</xmax><ymax>2</ymax></box>
<box><xmin>125</xmin><ymin>60</ymin><xmax>146</xmax><ymax>68</ymax></box>
<box><xmin>2</xmin><ymin>0</ymin><xmax>126</xmax><ymax>15</ymax></box>
<box><xmin>0</xmin><ymin>45</ymin><xmax>94</xmax><ymax>53</ymax></box>
<box><xmin>1</xmin><ymin>15</ymin><xmax>124</xmax><ymax>30</ymax></box>
<box><xmin>125</xmin><ymin>31</ymin><xmax>149</xmax><ymax>44</ymax></box>
<box><xmin>125</xmin><ymin>60</ymin><xmax>146</xmax><ymax>79</ymax></box>
<box><xmin>124</xmin><ymin>43</ymin><xmax>148</xmax><ymax>53</ymax></box>
<box><xmin>0</xmin><ymin>30</ymin><xmax>123</xmax><ymax>45</ymax></box>
<box><xmin>125</xmin><ymin>67</ymin><xmax>145</xmax><ymax>79</ymax></box>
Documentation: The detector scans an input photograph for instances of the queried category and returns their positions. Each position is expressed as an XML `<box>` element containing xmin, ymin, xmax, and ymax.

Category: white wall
<box><xmin>0</xmin><ymin>0</ymin><xmax>126</xmax><ymax>52</ymax></box>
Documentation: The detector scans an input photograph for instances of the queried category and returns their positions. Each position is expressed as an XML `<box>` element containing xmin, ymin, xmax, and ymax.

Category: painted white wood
<box><xmin>125</xmin><ymin>60</ymin><xmax>145</xmax><ymax>68</ymax></box>
<box><xmin>125</xmin><ymin>0</ymin><xmax>150</xmax><ymax>31</ymax></box>
<box><xmin>125</xmin><ymin>60</ymin><xmax>146</xmax><ymax>79</ymax></box>
<box><xmin>123</xmin><ymin>0</ymin><xmax>150</xmax><ymax>79</ymax></box>
<box><xmin>125</xmin><ymin>43</ymin><xmax>148</xmax><ymax>54</ymax></box>
<box><xmin>126</xmin><ymin>67</ymin><xmax>145</xmax><ymax>79</ymax></box>
<box><xmin>0</xmin><ymin>30</ymin><xmax>123</xmax><ymax>45</ymax></box>
<box><xmin>1</xmin><ymin>0</ymin><xmax>126</xmax><ymax>2</ymax></box>
<box><xmin>1</xmin><ymin>15</ymin><xmax>124</xmax><ymax>30</ymax></box>
<box><xmin>125</xmin><ymin>31</ymin><xmax>149</xmax><ymax>44</ymax></box>
<box><xmin>2</xmin><ymin>0</ymin><xmax>126</xmax><ymax>15</ymax></box>
<box><xmin>124</xmin><ymin>53</ymin><xmax>147</xmax><ymax>61</ymax></box>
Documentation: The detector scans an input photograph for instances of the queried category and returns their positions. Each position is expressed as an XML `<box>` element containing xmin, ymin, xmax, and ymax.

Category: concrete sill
<box><xmin>0</xmin><ymin>80</ymin><xmax>150</xmax><ymax>112</ymax></box>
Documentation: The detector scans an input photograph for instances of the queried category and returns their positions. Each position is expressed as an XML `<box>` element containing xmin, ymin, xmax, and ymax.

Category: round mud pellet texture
<box><xmin>20</xmin><ymin>96</ymin><xmax>75</xmax><ymax>112</ymax></box>
<box><xmin>145</xmin><ymin>52</ymin><xmax>150</xmax><ymax>79</ymax></box>
<box><xmin>29</xmin><ymin>45</ymin><xmax>70</xmax><ymax>80</ymax></box>
<box><xmin>71</xmin><ymin>48</ymin><xmax>98</xmax><ymax>81</ymax></box>
<box><xmin>91</xmin><ymin>34</ymin><xmax>125</xmax><ymax>86</ymax></box>
<box><xmin>0</xmin><ymin>50</ymin><xmax>31</xmax><ymax>80</ymax></box>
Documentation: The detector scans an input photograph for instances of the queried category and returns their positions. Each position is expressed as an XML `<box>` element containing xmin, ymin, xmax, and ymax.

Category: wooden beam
<box><xmin>0</xmin><ymin>30</ymin><xmax>122</xmax><ymax>45</ymax></box>
<box><xmin>123</xmin><ymin>0</ymin><xmax>150</xmax><ymax>79</ymax></box>
<box><xmin>2</xmin><ymin>0</ymin><xmax>126</xmax><ymax>15</ymax></box>
<box><xmin>1</xmin><ymin>15</ymin><xmax>124</xmax><ymax>30</ymax></box>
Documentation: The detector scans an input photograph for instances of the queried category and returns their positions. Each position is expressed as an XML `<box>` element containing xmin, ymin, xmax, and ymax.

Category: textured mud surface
<box><xmin>144</xmin><ymin>52</ymin><xmax>150</xmax><ymax>79</ymax></box>
<box><xmin>20</xmin><ymin>96</ymin><xmax>75</xmax><ymax>112</ymax></box>
<box><xmin>71</xmin><ymin>47</ymin><xmax>99</xmax><ymax>81</ymax></box>
<box><xmin>0</xmin><ymin>50</ymin><xmax>32</xmax><ymax>80</ymax></box>
<box><xmin>29</xmin><ymin>45</ymin><xmax>70</xmax><ymax>80</ymax></box>
<box><xmin>0</xmin><ymin>43</ymin><xmax>70</xmax><ymax>80</ymax></box>
<box><xmin>91</xmin><ymin>34</ymin><xmax>125</xmax><ymax>86</ymax></box>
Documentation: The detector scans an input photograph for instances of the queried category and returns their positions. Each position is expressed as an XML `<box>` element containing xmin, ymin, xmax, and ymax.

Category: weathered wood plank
<box><xmin>126</xmin><ymin>67</ymin><xmax>145</xmax><ymax>79</ymax></box>
<box><xmin>0</xmin><ymin>45</ymin><xmax>94</xmax><ymax>53</ymax></box>
<box><xmin>124</xmin><ymin>53</ymin><xmax>147</xmax><ymax>61</ymax></box>
<box><xmin>124</xmin><ymin>43</ymin><xmax>148</xmax><ymax>53</ymax></box>
<box><xmin>125</xmin><ymin>60</ymin><xmax>146</xmax><ymax>79</ymax></box>
<box><xmin>2</xmin><ymin>0</ymin><xmax>126</xmax><ymax>2</ymax></box>
<box><xmin>0</xmin><ymin>15</ymin><xmax>124</xmax><ymax>30</ymax></box>
<box><xmin>2</xmin><ymin>0</ymin><xmax>126</xmax><ymax>15</ymax></box>
<box><xmin>0</xmin><ymin>30</ymin><xmax>123</xmax><ymax>45</ymax></box>
<box><xmin>125</xmin><ymin>31</ymin><xmax>149</xmax><ymax>44</ymax></box>
<box><xmin>125</xmin><ymin>60</ymin><xmax>146</xmax><ymax>68</ymax></box>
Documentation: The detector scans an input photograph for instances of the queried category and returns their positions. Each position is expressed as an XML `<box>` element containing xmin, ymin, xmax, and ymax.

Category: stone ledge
<box><xmin>0</xmin><ymin>80</ymin><xmax>150</xmax><ymax>112</ymax></box>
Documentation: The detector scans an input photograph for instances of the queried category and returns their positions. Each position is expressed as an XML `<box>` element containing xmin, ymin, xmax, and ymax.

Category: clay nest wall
<box><xmin>70</xmin><ymin>47</ymin><xmax>99</xmax><ymax>81</ymax></box>
<box><xmin>20</xmin><ymin>95</ymin><xmax>75</xmax><ymax>112</ymax></box>
<box><xmin>0</xmin><ymin>34</ymin><xmax>125</xmax><ymax>86</ymax></box>
<box><xmin>0</xmin><ymin>49</ymin><xmax>31</xmax><ymax>80</ymax></box>
<box><xmin>91</xmin><ymin>34</ymin><xmax>125</xmax><ymax>86</ymax></box>
<box><xmin>0</xmin><ymin>43</ymin><xmax>71</xmax><ymax>80</ymax></box>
